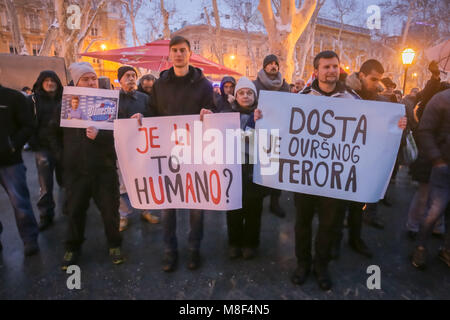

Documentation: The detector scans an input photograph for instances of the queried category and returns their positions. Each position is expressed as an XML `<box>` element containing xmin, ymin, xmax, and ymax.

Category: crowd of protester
<box><xmin>0</xmin><ymin>35</ymin><xmax>448</xmax><ymax>291</ymax></box>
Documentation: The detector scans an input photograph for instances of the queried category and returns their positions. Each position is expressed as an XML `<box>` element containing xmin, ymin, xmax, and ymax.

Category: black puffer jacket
<box><xmin>151</xmin><ymin>66</ymin><xmax>214</xmax><ymax>116</ymax></box>
<box><xmin>214</xmin><ymin>76</ymin><xmax>236</xmax><ymax>113</ymax></box>
<box><xmin>0</xmin><ymin>85</ymin><xmax>34</xmax><ymax>166</ymax></box>
<box><xmin>418</xmin><ymin>88</ymin><xmax>450</xmax><ymax>165</ymax></box>
<box><xmin>27</xmin><ymin>70</ymin><xmax>63</xmax><ymax>151</ymax></box>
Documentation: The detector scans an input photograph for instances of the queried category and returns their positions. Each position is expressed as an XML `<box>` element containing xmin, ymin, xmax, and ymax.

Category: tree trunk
<box><xmin>212</xmin><ymin>0</ymin><xmax>224</xmax><ymax>65</ymax></box>
<box><xmin>160</xmin><ymin>0</ymin><xmax>170</xmax><ymax>39</ymax></box>
<box><xmin>4</xmin><ymin>0</ymin><xmax>29</xmax><ymax>55</ymax></box>
<box><xmin>297</xmin><ymin>0</ymin><xmax>323</xmax><ymax>79</ymax></box>
<box><xmin>258</xmin><ymin>0</ymin><xmax>317</xmax><ymax>83</ymax></box>
<box><xmin>401</xmin><ymin>0</ymin><xmax>416</xmax><ymax>47</ymax></box>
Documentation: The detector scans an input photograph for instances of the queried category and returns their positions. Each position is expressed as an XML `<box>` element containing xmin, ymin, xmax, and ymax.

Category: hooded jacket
<box><xmin>214</xmin><ymin>76</ymin><xmax>236</xmax><ymax>113</ymax></box>
<box><xmin>27</xmin><ymin>70</ymin><xmax>64</xmax><ymax>151</ymax></box>
<box><xmin>418</xmin><ymin>88</ymin><xmax>450</xmax><ymax>165</ymax></box>
<box><xmin>151</xmin><ymin>66</ymin><xmax>214</xmax><ymax>116</ymax></box>
<box><xmin>345</xmin><ymin>72</ymin><xmax>387</xmax><ymax>101</ymax></box>
<box><xmin>0</xmin><ymin>85</ymin><xmax>34</xmax><ymax>166</ymax></box>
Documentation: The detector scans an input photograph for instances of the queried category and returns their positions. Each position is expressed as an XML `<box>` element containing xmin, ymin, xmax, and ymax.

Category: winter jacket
<box><xmin>301</xmin><ymin>79</ymin><xmax>360</xmax><ymax>100</ymax></box>
<box><xmin>417</xmin><ymin>88</ymin><xmax>450</xmax><ymax>165</ymax></box>
<box><xmin>48</xmin><ymin>100</ymin><xmax>117</xmax><ymax>175</ymax></box>
<box><xmin>0</xmin><ymin>85</ymin><xmax>34</xmax><ymax>166</ymax></box>
<box><xmin>118</xmin><ymin>89</ymin><xmax>154</xmax><ymax>119</ymax></box>
<box><xmin>415</xmin><ymin>77</ymin><xmax>450</xmax><ymax>120</ymax></box>
<box><xmin>345</xmin><ymin>72</ymin><xmax>387</xmax><ymax>102</ymax></box>
<box><xmin>151</xmin><ymin>66</ymin><xmax>214</xmax><ymax>116</ymax></box>
<box><xmin>27</xmin><ymin>70</ymin><xmax>64</xmax><ymax>151</ymax></box>
<box><xmin>214</xmin><ymin>76</ymin><xmax>236</xmax><ymax>113</ymax></box>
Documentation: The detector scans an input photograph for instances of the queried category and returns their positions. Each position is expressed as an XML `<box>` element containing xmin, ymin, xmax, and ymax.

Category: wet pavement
<box><xmin>0</xmin><ymin>151</ymin><xmax>449</xmax><ymax>300</ymax></box>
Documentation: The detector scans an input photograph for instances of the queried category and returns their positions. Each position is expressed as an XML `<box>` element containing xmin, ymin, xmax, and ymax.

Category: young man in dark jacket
<box><xmin>253</xmin><ymin>54</ymin><xmax>290</xmax><ymax>218</ymax></box>
<box><xmin>214</xmin><ymin>76</ymin><xmax>236</xmax><ymax>113</ymax></box>
<box><xmin>116</xmin><ymin>66</ymin><xmax>160</xmax><ymax>231</ymax></box>
<box><xmin>53</xmin><ymin>62</ymin><xmax>124</xmax><ymax>270</ymax></box>
<box><xmin>412</xmin><ymin>88</ymin><xmax>450</xmax><ymax>269</ymax></box>
<box><xmin>0</xmin><ymin>84</ymin><xmax>39</xmax><ymax>256</ymax></box>
<box><xmin>151</xmin><ymin>36</ymin><xmax>214</xmax><ymax>272</ymax></box>
<box><xmin>28</xmin><ymin>70</ymin><xmax>64</xmax><ymax>230</ymax></box>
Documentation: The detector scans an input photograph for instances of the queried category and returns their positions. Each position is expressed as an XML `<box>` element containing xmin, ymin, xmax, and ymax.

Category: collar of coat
<box><xmin>301</xmin><ymin>79</ymin><xmax>360</xmax><ymax>99</ymax></box>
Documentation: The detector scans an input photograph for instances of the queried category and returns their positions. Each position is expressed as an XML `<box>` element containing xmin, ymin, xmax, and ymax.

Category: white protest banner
<box><xmin>253</xmin><ymin>91</ymin><xmax>404</xmax><ymax>203</ymax></box>
<box><xmin>60</xmin><ymin>86</ymin><xmax>119</xmax><ymax>130</ymax></box>
<box><xmin>114</xmin><ymin>113</ymin><xmax>242</xmax><ymax>210</ymax></box>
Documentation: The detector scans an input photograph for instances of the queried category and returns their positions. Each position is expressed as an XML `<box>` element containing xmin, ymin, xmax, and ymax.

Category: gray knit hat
<box><xmin>234</xmin><ymin>77</ymin><xmax>257</xmax><ymax>98</ymax></box>
<box><xmin>69</xmin><ymin>62</ymin><xmax>96</xmax><ymax>86</ymax></box>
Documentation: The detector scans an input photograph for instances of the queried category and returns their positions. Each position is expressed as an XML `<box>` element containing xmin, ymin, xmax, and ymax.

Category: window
<box><xmin>193</xmin><ymin>40</ymin><xmax>200</xmax><ymax>53</ymax></box>
<box><xmin>32</xmin><ymin>43</ymin><xmax>41</xmax><ymax>56</ymax></box>
<box><xmin>91</xmin><ymin>27</ymin><xmax>98</xmax><ymax>36</ymax></box>
<box><xmin>28</xmin><ymin>13</ymin><xmax>41</xmax><ymax>31</ymax></box>
<box><xmin>119</xmin><ymin>27</ymin><xmax>125</xmax><ymax>43</ymax></box>
<box><xmin>233</xmin><ymin>42</ymin><xmax>238</xmax><ymax>55</ymax></box>
<box><xmin>256</xmin><ymin>47</ymin><xmax>260</xmax><ymax>58</ymax></box>
<box><xmin>9</xmin><ymin>44</ymin><xmax>17</xmax><ymax>54</ymax></box>
<box><xmin>0</xmin><ymin>9</ymin><xmax>8</xmax><ymax>28</ymax></box>
<box><xmin>222</xmin><ymin>42</ymin><xmax>227</xmax><ymax>53</ymax></box>
<box><xmin>246</xmin><ymin>66</ymin><xmax>249</xmax><ymax>77</ymax></box>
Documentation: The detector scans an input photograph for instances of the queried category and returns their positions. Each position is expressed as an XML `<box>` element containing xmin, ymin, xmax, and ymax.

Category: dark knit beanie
<box><xmin>118</xmin><ymin>66</ymin><xmax>137</xmax><ymax>81</ymax></box>
<box><xmin>263</xmin><ymin>54</ymin><xmax>279</xmax><ymax>68</ymax></box>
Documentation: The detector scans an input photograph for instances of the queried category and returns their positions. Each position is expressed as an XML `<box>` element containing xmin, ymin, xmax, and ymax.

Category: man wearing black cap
<box><xmin>253</xmin><ymin>54</ymin><xmax>290</xmax><ymax>218</ymax></box>
<box><xmin>116</xmin><ymin>66</ymin><xmax>160</xmax><ymax>231</ymax></box>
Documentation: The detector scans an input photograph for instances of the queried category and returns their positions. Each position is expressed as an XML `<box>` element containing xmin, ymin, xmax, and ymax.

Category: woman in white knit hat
<box><xmin>222</xmin><ymin>77</ymin><xmax>266</xmax><ymax>260</ymax></box>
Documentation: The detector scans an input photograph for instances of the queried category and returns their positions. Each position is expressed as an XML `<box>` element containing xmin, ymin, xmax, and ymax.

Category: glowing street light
<box><xmin>230</xmin><ymin>55</ymin><xmax>236</xmax><ymax>60</ymax></box>
<box><xmin>101</xmin><ymin>44</ymin><xmax>107</xmax><ymax>51</ymax></box>
<box><xmin>401</xmin><ymin>48</ymin><xmax>415</xmax><ymax>93</ymax></box>
<box><xmin>402</xmin><ymin>48</ymin><xmax>415</xmax><ymax>65</ymax></box>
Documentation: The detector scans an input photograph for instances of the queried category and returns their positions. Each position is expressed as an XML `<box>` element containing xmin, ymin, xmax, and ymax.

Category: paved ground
<box><xmin>0</xmin><ymin>151</ymin><xmax>449</xmax><ymax>300</ymax></box>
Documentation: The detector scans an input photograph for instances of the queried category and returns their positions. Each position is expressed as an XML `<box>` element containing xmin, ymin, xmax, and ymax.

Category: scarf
<box><xmin>257</xmin><ymin>69</ymin><xmax>284</xmax><ymax>91</ymax></box>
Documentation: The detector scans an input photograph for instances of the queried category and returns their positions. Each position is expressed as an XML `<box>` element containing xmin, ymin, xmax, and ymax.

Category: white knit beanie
<box><xmin>69</xmin><ymin>62</ymin><xmax>96</xmax><ymax>86</ymax></box>
<box><xmin>234</xmin><ymin>77</ymin><xmax>257</xmax><ymax>98</ymax></box>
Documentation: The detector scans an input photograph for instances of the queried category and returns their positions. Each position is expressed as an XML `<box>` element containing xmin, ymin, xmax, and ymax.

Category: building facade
<box><xmin>173</xmin><ymin>18</ymin><xmax>372</xmax><ymax>81</ymax></box>
<box><xmin>0</xmin><ymin>0</ymin><xmax>126</xmax><ymax>84</ymax></box>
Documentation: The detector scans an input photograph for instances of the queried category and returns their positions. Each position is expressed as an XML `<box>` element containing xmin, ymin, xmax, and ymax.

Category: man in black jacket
<box><xmin>54</xmin><ymin>62</ymin><xmax>124</xmax><ymax>270</ymax></box>
<box><xmin>412</xmin><ymin>88</ymin><xmax>450</xmax><ymax>269</ymax></box>
<box><xmin>253</xmin><ymin>54</ymin><xmax>290</xmax><ymax>218</ymax></box>
<box><xmin>28</xmin><ymin>71</ymin><xmax>64</xmax><ymax>230</ymax></box>
<box><xmin>151</xmin><ymin>36</ymin><xmax>214</xmax><ymax>272</ymax></box>
<box><xmin>0</xmin><ymin>84</ymin><xmax>39</xmax><ymax>256</ymax></box>
<box><xmin>116</xmin><ymin>66</ymin><xmax>160</xmax><ymax>231</ymax></box>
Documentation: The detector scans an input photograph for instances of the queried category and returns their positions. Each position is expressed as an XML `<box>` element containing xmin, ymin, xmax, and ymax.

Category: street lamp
<box><xmin>101</xmin><ymin>44</ymin><xmax>107</xmax><ymax>51</ymax></box>
<box><xmin>401</xmin><ymin>48</ymin><xmax>415</xmax><ymax>94</ymax></box>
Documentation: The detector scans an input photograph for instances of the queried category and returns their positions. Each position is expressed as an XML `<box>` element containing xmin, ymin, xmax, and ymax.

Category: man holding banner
<box><xmin>150</xmin><ymin>36</ymin><xmax>214</xmax><ymax>272</ymax></box>
<box><xmin>253</xmin><ymin>51</ymin><xmax>407</xmax><ymax>291</ymax></box>
<box><xmin>254</xmin><ymin>54</ymin><xmax>290</xmax><ymax>218</ymax></box>
<box><xmin>116</xmin><ymin>66</ymin><xmax>160</xmax><ymax>232</ymax></box>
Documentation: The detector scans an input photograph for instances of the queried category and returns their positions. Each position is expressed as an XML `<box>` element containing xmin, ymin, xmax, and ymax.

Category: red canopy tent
<box><xmin>80</xmin><ymin>40</ymin><xmax>241</xmax><ymax>76</ymax></box>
